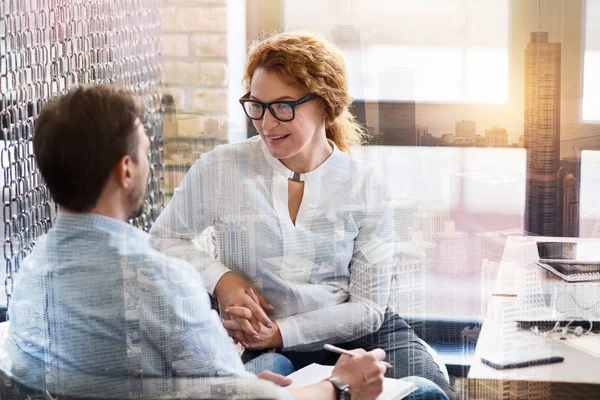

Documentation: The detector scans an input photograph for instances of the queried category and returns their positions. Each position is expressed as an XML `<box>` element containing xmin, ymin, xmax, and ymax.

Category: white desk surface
<box><xmin>392</xmin><ymin>272</ymin><xmax>483</xmax><ymax>323</ymax></box>
<box><xmin>468</xmin><ymin>236</ymin><xmax>600</xmax><ymax>385</ymax></box>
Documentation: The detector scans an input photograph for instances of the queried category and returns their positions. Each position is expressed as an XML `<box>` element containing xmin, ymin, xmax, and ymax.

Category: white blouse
<box><xmin>150</xmin><ymin>135</ymin><xmax>395</xmax><ymax>351</ymax></box>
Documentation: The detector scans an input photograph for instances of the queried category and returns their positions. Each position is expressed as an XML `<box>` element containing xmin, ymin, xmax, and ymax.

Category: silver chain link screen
<box><xmin>1</xmin><ymin>0</ymin><xmax>165</xmax><ymax>308</ymax></box>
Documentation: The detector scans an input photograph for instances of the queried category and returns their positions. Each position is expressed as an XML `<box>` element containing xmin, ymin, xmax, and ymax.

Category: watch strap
<box><xmin>326</xmin><ymin>376</ymin><xmax>351</xmax><ymax>400</ymax></box>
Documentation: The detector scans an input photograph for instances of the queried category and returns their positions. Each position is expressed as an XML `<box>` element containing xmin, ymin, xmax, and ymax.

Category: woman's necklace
<box><xmin>291</xmin><ymin>172</ymin><xmax>303</xmax><ymax>182</ymax></box>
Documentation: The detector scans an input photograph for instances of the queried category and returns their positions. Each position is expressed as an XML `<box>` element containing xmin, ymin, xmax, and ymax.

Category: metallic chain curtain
<box><xmin>0</xmin><ymin>0</ymin><xmax>165</xmax><ymax>307</ymax></box>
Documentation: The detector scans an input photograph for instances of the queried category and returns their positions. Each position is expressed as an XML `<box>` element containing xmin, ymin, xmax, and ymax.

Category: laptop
<box><xmin>536</xmin><ymin>242</ymin><xmax>600</xmax><ymax>282</ymax></box>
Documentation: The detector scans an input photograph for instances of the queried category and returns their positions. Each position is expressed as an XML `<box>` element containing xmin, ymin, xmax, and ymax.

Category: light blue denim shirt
<box><xmin>7</xmin><ymin>212</ymin><xmax>258</xmax><ymax>398</ymax></box>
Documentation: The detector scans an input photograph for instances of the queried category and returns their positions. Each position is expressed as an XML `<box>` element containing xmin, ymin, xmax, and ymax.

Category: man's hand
<box><xmin>257</xmin><ymin>370</ymin><xmax>293</xmax><ymax>387</ymax></box>
<box><xmin>330</xmin><ymin>348</ymin><xmax>387</xmax><ymax>400</ymax></box>
<box><xmin>214</xmin><ymin>272</ymin><xmax>274</xmax><ymax>344</ymax></box>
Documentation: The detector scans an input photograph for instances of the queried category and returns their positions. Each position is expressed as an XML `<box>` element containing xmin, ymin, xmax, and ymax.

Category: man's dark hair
<box><xmin>33</xmin><ymin>84</ymin><xmax>145</xmax><ymax>211</ymax></box>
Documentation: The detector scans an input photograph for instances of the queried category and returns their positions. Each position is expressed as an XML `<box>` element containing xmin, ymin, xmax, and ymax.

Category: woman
<box><xmin>151</xmin><ymin>31</ymin><xmax>454</xmax><ymax>400</ymax></box>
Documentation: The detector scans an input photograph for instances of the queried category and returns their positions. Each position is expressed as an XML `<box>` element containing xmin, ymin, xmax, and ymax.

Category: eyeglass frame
<box><xmin>239</xmin><ymin>92</ymin><xmax>317</xmax><ymax>122</ymax></box>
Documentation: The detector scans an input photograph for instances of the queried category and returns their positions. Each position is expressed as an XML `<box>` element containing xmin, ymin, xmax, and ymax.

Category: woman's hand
<box><xmin>214</xmin><ymin>272</ymin><xmax>274</xmax><ymax>344</ymax></box>
<box><xmin>257</xmin><ymin>370</ymin><xmax>293</xmax><ymax>387</ymax></box>
<box><xmin>223</xmin><ymin>312</ymin><xmax>283</xmax><ymax>350</ymax></box>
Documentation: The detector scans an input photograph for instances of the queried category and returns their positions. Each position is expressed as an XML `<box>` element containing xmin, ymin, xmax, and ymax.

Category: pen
<box><xmin>324</xmin><ymin>344</ymin><xmax>393</xmax><ymax>368</ymax></box>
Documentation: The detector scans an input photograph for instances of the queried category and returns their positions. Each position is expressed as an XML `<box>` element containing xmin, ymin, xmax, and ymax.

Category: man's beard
<box><xmin>128</xmin><ymin>187</ymin><xmax>146</xmax><ymax>220</ymax></box>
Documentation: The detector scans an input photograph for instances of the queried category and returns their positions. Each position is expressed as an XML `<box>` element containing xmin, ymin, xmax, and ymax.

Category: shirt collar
<box><xmin>54</xmin><ymin>211</ymin><xmax>152</xmax><ymax>245</ymax></box>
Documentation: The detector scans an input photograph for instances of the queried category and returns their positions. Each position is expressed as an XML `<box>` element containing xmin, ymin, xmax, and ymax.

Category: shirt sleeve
<box><xmin>157</xmin><ymin>254</ymin><xmax>252</xmax><ymax>378</ymax></box>
<box><xmin>280</xmin><ymin>388</ymin><xmax>295</xmax><ymax>400</ymax></box>
<box><xmin>277</xmin><ymin>172</ymin><xmax>396</xmax><ymax>351</ymax></box>
<box><xmin>150</xmin><ymin>157</ymin><xmax>231</xmax><ymax>295</ymax></box>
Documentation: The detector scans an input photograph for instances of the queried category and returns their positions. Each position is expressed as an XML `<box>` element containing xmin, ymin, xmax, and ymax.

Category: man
<box><xmin>6</xmin><ymin>84</ymin><xmax>387</xmax><ymax>400</ymax></box>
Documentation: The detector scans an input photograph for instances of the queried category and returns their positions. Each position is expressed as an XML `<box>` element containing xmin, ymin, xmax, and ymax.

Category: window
<box><xmin>283</xmin><ymin>0</ymin><xmax>510</xmax><ymax>104</ymax></box>
<box><xmin>582</xmin><ymin>0</ymin><xmax>600</xmax><ymax>121</ymax></box>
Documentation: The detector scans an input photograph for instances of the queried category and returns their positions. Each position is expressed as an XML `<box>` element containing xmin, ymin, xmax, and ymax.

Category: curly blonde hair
<box><xmin>243</xmin><ymin>31</ymin><xmax>366</xmax><ymax>153</ymax></box>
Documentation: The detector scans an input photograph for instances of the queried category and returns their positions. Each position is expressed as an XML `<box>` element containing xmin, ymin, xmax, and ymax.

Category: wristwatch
<box><xmin>326</xmin><ymin>376</ymin><xmax>352</xmax><ymax>400</ymax></box>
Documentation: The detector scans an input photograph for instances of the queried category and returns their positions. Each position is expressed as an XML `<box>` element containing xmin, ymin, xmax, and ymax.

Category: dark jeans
<box><xmin>243</xmin><ymin>309</ymin><xmax>456</xmax><ymax>400</ymax></box>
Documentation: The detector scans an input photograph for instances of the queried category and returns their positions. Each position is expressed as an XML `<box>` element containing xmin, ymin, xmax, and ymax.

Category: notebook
<box><xmin>286</xmin><ymin>363</ymin><xmax>417</xmax><ymax>400</ymax></box>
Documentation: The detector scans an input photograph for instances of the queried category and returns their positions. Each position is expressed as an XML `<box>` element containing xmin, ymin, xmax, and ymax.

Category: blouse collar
<box><xmin>256</xmin><ymin>135</ymin><xmax>343</xmax><ymax>181</ymax></box>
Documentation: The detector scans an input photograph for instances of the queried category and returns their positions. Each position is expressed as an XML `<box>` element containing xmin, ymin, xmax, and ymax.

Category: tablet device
<box><xmin>481</xmin><ymin>354</ymin><xmax>564</xmax><ymax>370</ymax></box>
<box><xmin>537</xmin><ymin>242</ymin><xmax>600</xmax><ymax>264</ymax></box>
<box><xmin>481</xmin><ymin>344</ymin><xmax>564</xmax><ymax>370</ymax></box>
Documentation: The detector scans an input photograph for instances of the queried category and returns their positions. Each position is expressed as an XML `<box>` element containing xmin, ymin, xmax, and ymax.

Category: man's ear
<box><xmin>114</xmin><ymin>155</ymin><xmax>134</xmax><ymax>189</ymax></box>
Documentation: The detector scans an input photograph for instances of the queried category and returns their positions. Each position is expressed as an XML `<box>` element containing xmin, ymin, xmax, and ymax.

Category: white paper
<box><xmin>287</xmin><ymin>363</ymin><xmax>417</xmax><ymax>400</ymax></box>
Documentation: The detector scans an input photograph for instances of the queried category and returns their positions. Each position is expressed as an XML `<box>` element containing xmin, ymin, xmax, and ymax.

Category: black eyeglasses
<box><xmin>239</xmin><ymin>92</ymin><xmax>317</xmax><ymax>122</ymax></box>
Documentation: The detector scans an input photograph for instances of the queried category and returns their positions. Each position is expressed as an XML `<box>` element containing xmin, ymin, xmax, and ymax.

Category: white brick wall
<box><xmin>161</xmin><ymin>1</ymin><xmax>229</xmax><ymax>117</ymax></box>
<box><xmin>161</xmin><ymin>7</ymin><xmax>227</xmax><ymax>33</ymax></box>
<box><xmin>190</xmin><ymin>34</ymin><xmax>227</xmax><ymax>57</ymax></box>
<box><xmin>161</xmin><ymin>1</ymin><xmax>234</xmax><ymax>197</ymax></box>
<box><xmin>161</xmin><ymin>34</ymin><xmax>190</xmax><ymax>57</ymax></box>
<box><xmin>162</xmin><ymin>61</ymin><xmax>228</xmax><ymax>87</ymax></box>
<box><xmin>164</xmin><ymin>0</ymin><xmax>226</xmax><ymax>4</ymax></box>
<box><xmin>192</xmin><ymin>89</ymin><xmax>228</xmax><ymax>111</ymax></box>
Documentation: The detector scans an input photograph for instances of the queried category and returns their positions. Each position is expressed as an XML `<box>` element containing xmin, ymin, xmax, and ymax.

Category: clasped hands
<box><xmin>214</xmin><ymin>272</ymin><xmax>282</xmax><ymax>350</ymax></box>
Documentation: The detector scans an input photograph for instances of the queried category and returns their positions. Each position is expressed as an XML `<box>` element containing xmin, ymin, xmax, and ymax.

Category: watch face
<box><xmin>341</xmin><ymin>387</ymin><xmax>352</xmax><ymax>400</ymax></box>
